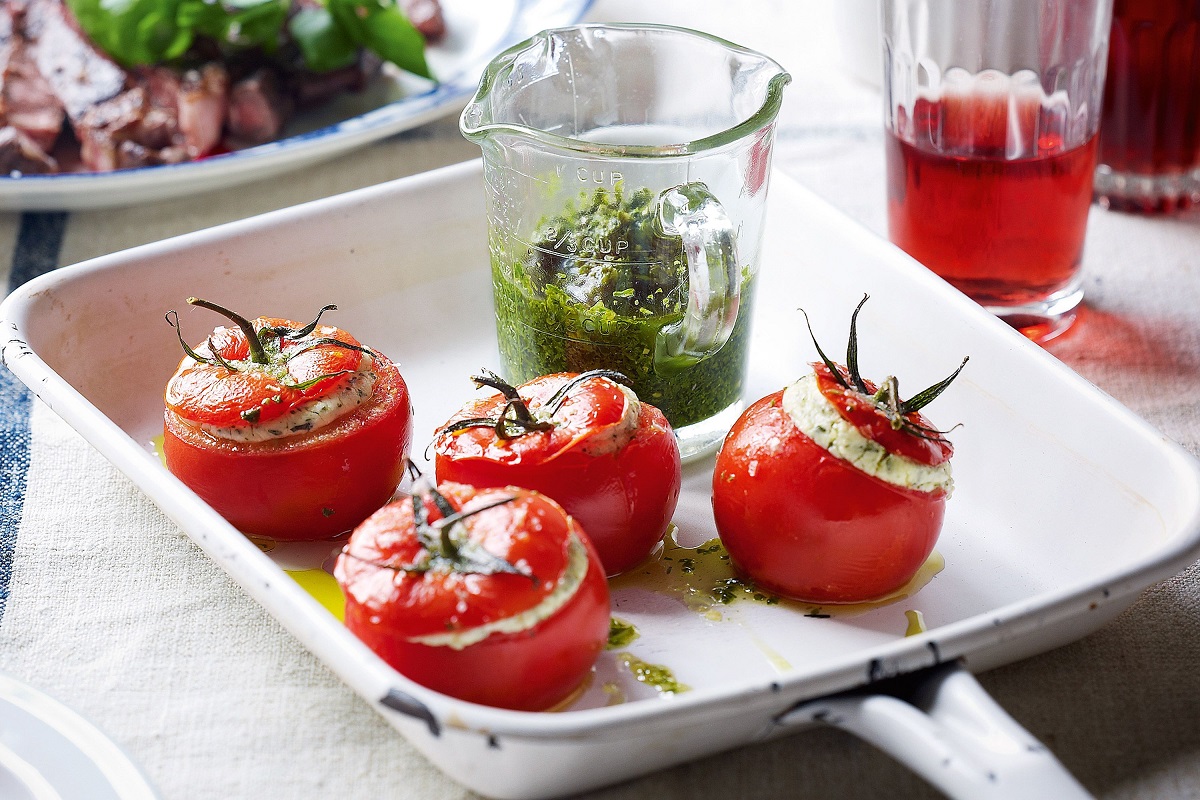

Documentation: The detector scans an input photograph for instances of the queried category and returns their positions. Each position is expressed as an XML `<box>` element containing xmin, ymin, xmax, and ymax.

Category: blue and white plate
<box><xmin>0</xmin><ymin>0</ymin><xmax>593</xmax><ymax>211</ymax></box>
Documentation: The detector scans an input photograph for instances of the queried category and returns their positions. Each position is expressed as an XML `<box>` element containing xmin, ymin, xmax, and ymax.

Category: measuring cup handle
<box><xmin>653</xmin><ymin>182</ymin><xmax>740</xmax><ymax>376</ymax></box>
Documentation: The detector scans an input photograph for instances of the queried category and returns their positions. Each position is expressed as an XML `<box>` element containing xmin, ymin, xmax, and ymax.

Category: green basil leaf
<box><xmin>67</xmin><ymin>0</ymin><xmax>432</xmax><ymax>79</ymax></box>
<box><xmin>328</xmin><ymin>0</ymin><xmax>432</xmax><ymax>80</ymax></box>
<box><xmin>289</xmin><ymin>7</ymin><xmax>359</xmax><ymax>73</ymax></box>
<box><xmin>325</xmin><ymin>0</ymin><xmax>368</xmax><ymax>44</ymax></box>
<box><xmin>177</xmin><ymin>0</ymin><xmax>227</xmax><ymax>36</ymax></box>
<box><xmin>136</xmin><ymin>10</ymin><xmax>193</xmax><ymax>62</ymax></box>
<box><xmin>226</xmin><ymin>0</ymin><xmax>290</xmax><ymax>50</ymax></box>
<box><xmin>357</xmin><ymin>3</ymin><xmax>432</xmax><ymax>79</ymax></box>
<box><xmin>222</xmin><ymin>0</ymin><xmax>284</xmax><ymax>9</ymax></box>
<box><xmin>67</xmin><ymin>0</ymin><xmax>185</xmax><ymax>65</ymax></box>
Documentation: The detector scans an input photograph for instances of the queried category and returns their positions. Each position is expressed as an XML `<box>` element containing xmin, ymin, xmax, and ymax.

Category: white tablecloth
<box><xmin>2</xmin><ymin>2</ymin><xmax>1199</xmax><ymax>798</ymax></box>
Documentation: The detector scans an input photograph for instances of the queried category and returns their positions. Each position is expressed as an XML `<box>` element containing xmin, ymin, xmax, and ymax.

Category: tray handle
<box><xmin>775</xmin><ymin>662</ymin><xmax>1093</xmax><ymax>800</ymax></box>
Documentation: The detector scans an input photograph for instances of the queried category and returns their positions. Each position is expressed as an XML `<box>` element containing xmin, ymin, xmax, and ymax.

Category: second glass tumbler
<box><xmin>882</xmin><ymin>0</ymin><xmax>1113</xmax><ymax>343</ymax></box>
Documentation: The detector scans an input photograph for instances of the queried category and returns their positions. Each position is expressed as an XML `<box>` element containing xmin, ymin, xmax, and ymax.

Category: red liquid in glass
<box><xmin>886</xmin><ymin>94</ymin><xmax>1098</xmax><ymax>309</ymax></box>
<box><xmin>1097</xmin><ymin>0</ymin><xmax>1200</xmax><ymax>211</ymax></box>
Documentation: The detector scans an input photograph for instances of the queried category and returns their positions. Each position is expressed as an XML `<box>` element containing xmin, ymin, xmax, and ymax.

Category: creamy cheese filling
<box><xmin>407</xmin><ymin>533</ymin><xmax>591</xmax><ymax>651</ymax></box>
<box><xmin>573</xmin><ymin>384</ymin><xmax>641</xmax><ymax>456</ymax></box>
<box><xmin>782</xmin><ymin>372</ymin><xmax>953</xmax><ymax>495</ymax></box>
<box><xmin>198</xmin><ymin>355</ymin><xmax>377</xmax><ymax>443</ymax></box>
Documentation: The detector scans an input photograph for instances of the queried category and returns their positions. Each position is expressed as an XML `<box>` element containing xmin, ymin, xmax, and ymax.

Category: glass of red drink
<box><xmin>882</xmin><ymin>0</ymin><xmax>1113</xmax><ymax>343</ymax></box>
<box><xmin>1095</xmin><ymin>0</ymin><xmax>1200</xmax><ymax>213</ymax></box>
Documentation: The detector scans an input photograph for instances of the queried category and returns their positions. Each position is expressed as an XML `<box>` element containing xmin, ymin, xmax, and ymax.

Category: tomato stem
<box><xmin>542</xmin><ymin>369</ymin><xmax>628</xmax><ymax>417</ymax></box>
<box><xmin>169</xmin><ymin>300</ymin><xmax>372</xmax><ymax>399</ymax></box>
<box><xmin>802</xmin><ymin>296</ymin><xmax>968</xmax><ymax>443</ymax></box>
<box><xmin>261</xmin><ymin>304</ymin><xmax>338</xmax><ymax>340</ymax></box>
<box><xmin>438</xmin><ymin>369</ymin><xmax>632</xmax><ymax>445</ymax></box>
<box><xmin>899</xmin><ymin>356</ymin><xmax>970</xmax><ymax>414</ymax></box>
<box><xmin>471</xmin><ymin>369</ymin><xmax>540</xmax><ymax>424</ymax></box>
<box><xmin>296</xmin><ymin>337</ymin><xmax>376</xmax><ymax>358</ymax></box>
<box><xmin>472</xmin><ymin>368</ymin><xmax>521</xmax><ymax>403</ymax></box>
<box><xmin>165</xmin><ymin>310</ymin><xmax>215</xmax><ymax>366</ymax></box>
<box><xmin>845</xmin><ymin>294</ymin><xmax>870</xmax><ymax>394</ymax></box>
<box><xmin>396</xmin><ymin>484</ymin><xmax>534</xmax><ymax>579</ymax></box>
<box><xmin>494</xmin><ymin>399</ymin><xmax>554</xmax><ymax>439</ymax></box>
<box><xmin>801</xmin><ymin>308</ymin><xmax>849</xmax><ymax>391</ymax></box>
<box><xmin>206</xmin><ymin>336</ymin><xmax>238</xmax><ymax>373</ymax></box>
<box><xmin>398</xmin><ymin>461</ymin><xmax>532</xmax><ymax>577</ymax></box>
<box><xmin>283</xmin><ymin>369</ymin><xmax>354</xmax><ymax>391</ymax></box>
<box><xmin>187</xmin><ymin>297</ymin><xmax>270</xmax><ymax>364</ymax></box>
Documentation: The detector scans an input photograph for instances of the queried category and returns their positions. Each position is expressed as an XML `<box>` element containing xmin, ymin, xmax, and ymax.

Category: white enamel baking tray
<box><xmin>4</xmin><ymin>160</ymin><xmax>1200</xmax><ymax>799</ymax></box>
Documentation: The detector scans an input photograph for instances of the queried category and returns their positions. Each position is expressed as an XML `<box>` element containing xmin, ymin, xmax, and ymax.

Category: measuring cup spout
<box><xmin>460</xmin><ymin>26</ymin><xmax>571</xmax><ymax>147</ymax></box>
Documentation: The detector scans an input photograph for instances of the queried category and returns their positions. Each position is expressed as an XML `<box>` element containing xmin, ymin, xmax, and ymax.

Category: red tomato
<box><xmin>163</xmin><ymin>301</ymin><xmax>413</xmax><ymax>540</ymax></box>
<box><xmin>712</xmin><ymin>297</ymin><xmax>965</xmax><ymax>603</ymax></box>
<box><xmin>432</xmin><ymin>371</ymin><xmax>682</xmax><ymax>576</ymax></box>
<box><xmin>712</xmin><ymin>388</ymin><xmax>947</xmax><ymax>603</ymax></box>
<box><xmin>334</xmin><ymin>481</ymin><xmax>611</xmax><ymax>711</ymax></box>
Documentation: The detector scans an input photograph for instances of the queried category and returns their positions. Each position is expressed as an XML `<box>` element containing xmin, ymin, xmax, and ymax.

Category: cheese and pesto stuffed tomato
<box><xmin>163</xmin><ymin>298</ymin><xmax>412</xmax><ymax>541</ymax></box>
<box><xmin>432</xmin><ymin>370</ymin><xmax>682</xmax><ymax>576</ymax></box>
<box><xmin>334</xmin><ymin>480</ymin><xmax>610</xmax><ymax>711</ymax></box>
<box><xmin>712</xmin><ymin>296</ymin><xmax>967</xmax><ymax>604</ymax></box>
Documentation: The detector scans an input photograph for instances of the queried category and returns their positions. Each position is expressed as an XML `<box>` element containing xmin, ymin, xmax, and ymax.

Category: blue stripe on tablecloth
<box><xmin>0</xmin><ymin>211</ymin><xmax>68</xmax><ymax>624</ymax></box>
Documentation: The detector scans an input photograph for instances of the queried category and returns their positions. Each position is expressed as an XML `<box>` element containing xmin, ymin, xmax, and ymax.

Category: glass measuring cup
<box><xmin>460</xmin><ymin>24</ymin><xmax>790</xmax><ymax>459</ymax></box>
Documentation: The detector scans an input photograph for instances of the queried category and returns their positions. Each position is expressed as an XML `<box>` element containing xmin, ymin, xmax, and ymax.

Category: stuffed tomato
<box><xmin>712</xmin><ymin>296</ymin><xmax>967</xmax><ymax>604</ymax></box>
<box><xmin>334</xmin><ymin>480</ymin><xmax>610</xmax><ymax>711</ymax></box>
<box><xmin>163</xmin><ymin>298</ymin><xmax>412</xmax><ymax>541</ymax></box>
<box><xmin>432</xmin><ymin>370</ymin><xmax>681</xmax><ymax>576</ymax></box>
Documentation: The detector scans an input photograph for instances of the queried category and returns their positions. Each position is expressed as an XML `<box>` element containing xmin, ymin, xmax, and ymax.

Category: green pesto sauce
<box><xmin>614</xmin><ymin>533</ymin><xmax>947</xmax><ymax>622</ymax></box>
<box><xmin>492</xmin><ymin>184</ymin><xmax>755</xmax><ymax>429</ymax></box>
<box><xmin>617</xmin><ymin>652</ymin><xmax>690</xmax><ymax>695</ymax></box>
<box><xmin>607</xmin><ymin>617</ymin><xmax>640</xmax><ymax>650</ymax></box>
<box><xmin>662</xmin><ymin>539</ymin><xmax>781</xmax><ymax>608</ymax></box>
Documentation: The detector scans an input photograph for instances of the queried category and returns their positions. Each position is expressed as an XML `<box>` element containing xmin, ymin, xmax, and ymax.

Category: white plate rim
<box><xmin>0</xmin><ymin>0</ymin><xmax>594</xmax><ymax>211</ymax></box>
<box><xmin>0</xmin><ymin>672</ymin><xmax>158</xmax><ymax>800</ymax></box>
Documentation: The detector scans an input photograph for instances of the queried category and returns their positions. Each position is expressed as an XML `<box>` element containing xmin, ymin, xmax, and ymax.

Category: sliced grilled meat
<box><xmin>178</xmin><ymin>64</ymin><xmax>228</xmax><ymax>157</ymax></box>
<box><xmin>25</xmin><ymin>0</ymin><xmax>125</xmax><ymax>121</ymax></box>
<box><xmin>116</xmin><ymin>138</ymin><xmax>187</xmax><ymax>169</ymax></box>
<box><xmin>0</xmin><ymin>20</ymin><xmax>65</xmax><ymax>153</ymax></box>
<box><xmin>0</xmin><ymin>124</ymin><xmax>57</xmax><ymax>174</ymax></box>
<box><xmin>227</xmin><ymin>67</ymin><xmax>293</xmax><ymax>145</ymax></box>
<box><xmin>291</xmin><ymin>51</ymin><xmax>381</xmax><ymax>110</ymax></box>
